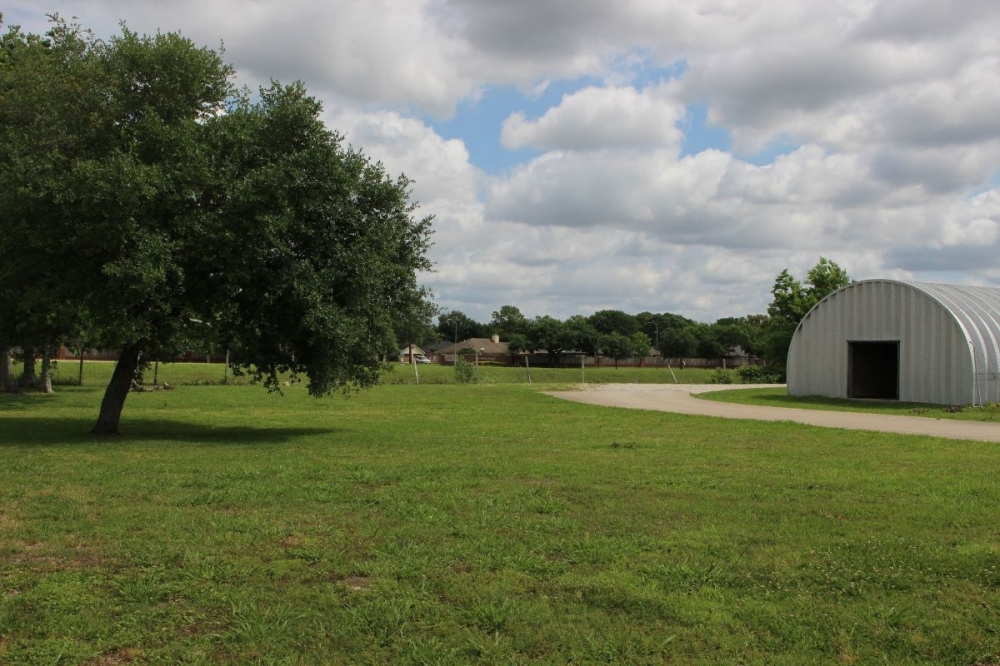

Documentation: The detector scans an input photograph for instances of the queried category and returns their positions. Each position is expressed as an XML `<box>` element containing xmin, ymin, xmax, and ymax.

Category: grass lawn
<box><xmin>38</xmin><ymin>359</ymin><xmax>717</xmax><ymax>389</ymax></box>
<box><xmin>1</xmin><ymin>367</ymin><xmax>999</xmax><ymax>664</ymax></box>
<box><xmin>701</xmin><ymin>386</ymin><xmax>1000</xmax><ymax>422</ymax></box>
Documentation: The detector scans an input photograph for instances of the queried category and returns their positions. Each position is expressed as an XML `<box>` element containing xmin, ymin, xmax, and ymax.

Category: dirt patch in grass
<box><xmin>521</xmin><ymin>477</ymin><xmax>555</xmax><ymax>486</ymax></box>
<box><xmin>0</xmin><ymin>511</ymin><xmax>18</xmax><ymax>530</ymax></box>
<box><xmin>280</xmin><ymin>534</ymin><xmax>304</xmax><ymax>548</ymax></box>
<box><xmin>83</xmin><ymin>648</ymin><xmax>141</xmax><ymax>665</ymax></box>
<box><xmin>343</xmin><ymin>576</ymin><xmax>372</xmax><ymax>591</ymax></box>
<box><xmin>6</xmin><ymin>541</ymin><xmax>107</xmax><ymax>570</ymax></box>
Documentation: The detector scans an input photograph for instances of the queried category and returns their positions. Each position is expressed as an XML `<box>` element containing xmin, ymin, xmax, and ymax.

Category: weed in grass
<box><xmin>112</xmin><ymin>566</ymin><xmax>175</xmax><ymax>603</ymax></box>
<box><xmin>462</xmin><ymin>631</ymin><xmax>520</xmax><ymax>664</ymax></box>
<box><xmin>647</xmin><ymin>560</ymin><xmax>726</xmax><ymax>594</ymax></box>
<box><xmin>461</xmin><ymin>597</ymin><xmax>516</xmax><ymax>634</ymax></box>
<box><xmin>345</xmin><ymin>595</ymin><xmax>416</xmax><ymax>646</ymax></box>
<box><xmin>228</xmin><ymin>598</ymin><xmax>304</xmax><ymax>648</ymax></box>
<box><xmin>526</xmin><ymin>487</ymin><xmax>565</xmax><ymax>515</ymax></box>
<box><xmin>402</xmin><ymin>635</ymin><xmax>462</xmax><ymax>665</ymax></box>
<box><xmin>577</xmin><ymin>625</ymin><xmax>676</xmax><ymax>665</ymax></box>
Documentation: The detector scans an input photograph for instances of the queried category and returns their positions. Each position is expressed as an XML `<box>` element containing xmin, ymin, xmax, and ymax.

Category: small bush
<box><xmin>708</xmin><ymin>368</ymin><xmax>733</xmax><ymax>384</ymax></box>
<box><xmin>737</xmin><ymin>365</ymin><xmax>765</xmax><ymax>383</ymax></box>
<box><xmin>737</xmin><ymin>365</ymin><xmax>786</xmax><ymax>384</ymax></box>
<box><xmin>454</xmin><ymin>357</ymin><xmax>477</xmax><ymax>384</ymax></box>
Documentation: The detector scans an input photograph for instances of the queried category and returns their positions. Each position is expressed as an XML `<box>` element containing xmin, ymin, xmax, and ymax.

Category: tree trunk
<box><xmin>0</xmin><ymin>347</ymin><xmax>12</xmax><ymax>392</ymax></box>
<box><xmin>92</xmin><ymin>343</ymin><xmax>143</xmax><ymax>435</ymax></box>
<box><xmin>38</xmin><ymin>349</ymin><xmax>54</xmax><ymax>394</ymax></box>
<box><xmin>18</xmin><ymin>348</ymin><xmax>36</xmax><ymax>388</ymax></box>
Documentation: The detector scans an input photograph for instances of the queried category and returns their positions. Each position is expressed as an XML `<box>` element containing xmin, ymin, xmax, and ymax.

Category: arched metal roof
<box><xmin>797</xmin><ymin>279</ymin><xmax>1000</xmax><ymax>405</ymax></box>
<box><xmin>899</xmin><ymin>281</ymin><xmax>1000</xmax><ymax>405</ymax></box>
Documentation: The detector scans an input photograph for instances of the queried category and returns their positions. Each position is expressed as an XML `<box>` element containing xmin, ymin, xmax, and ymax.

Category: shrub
<box><xmin>454</xmin><ymin>357</ymin><xmax>476</xmax><ymax>384</ymax></box>
<box><xmin>709</xmin><ymin>368</ymin><xmax>733</xmax><ymax>384</ymax></box>
<box><xmin>737</xmin><ymin>365</ymin><xmax>786</xmax><ymax>384</ymax></box>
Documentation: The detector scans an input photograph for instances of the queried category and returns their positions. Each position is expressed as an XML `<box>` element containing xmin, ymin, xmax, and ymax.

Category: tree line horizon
<box><xmin>403</xmin><ymin>257</ymin><xmax>850</xmax><ymax>368</ymax></box>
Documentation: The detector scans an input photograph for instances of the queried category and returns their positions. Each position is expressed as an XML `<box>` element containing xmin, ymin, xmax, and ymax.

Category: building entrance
<box><xmin>848</xmin><ymin>341</ymin><xmax>899</xmax><ymax>400</ymax></box>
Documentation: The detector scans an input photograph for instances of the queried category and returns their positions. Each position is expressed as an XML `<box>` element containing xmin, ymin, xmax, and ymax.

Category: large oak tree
<box><xmin>0</xmin><ymin>17</ymin><xmax>432</xmax><ymax>433</ymax></box>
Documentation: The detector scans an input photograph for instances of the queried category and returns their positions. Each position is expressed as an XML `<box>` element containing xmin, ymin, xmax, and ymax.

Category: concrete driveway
<box><xmin>546</xmin><ymin>384</ymin><xmax>1000</xmax><ymax>443</ymax></box>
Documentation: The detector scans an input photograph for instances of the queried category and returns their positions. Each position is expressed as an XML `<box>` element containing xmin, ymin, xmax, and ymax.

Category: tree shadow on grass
<box><xmin>0</xmin><ymin>417</ymin><xmax>339</xmax><ymax>447</ymax></box>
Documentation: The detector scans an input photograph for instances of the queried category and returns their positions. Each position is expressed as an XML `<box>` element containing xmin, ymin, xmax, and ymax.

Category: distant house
<box><xmin>437</xmin><ymin>335</ymin><xmax>509</xmax><ymax>362</ymax></box>
<box><xmin>399</xmin><ymin>344</ymin><xmax>427</xmax><ymax>363</ymax></box>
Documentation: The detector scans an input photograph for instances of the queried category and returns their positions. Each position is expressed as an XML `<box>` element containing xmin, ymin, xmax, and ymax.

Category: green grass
<box><xmin>382</xmin><ymin>362</ymin><xmax>715</xmax><ymax>386</ymax></box>
<box><xmin>32</xmin><ymin>359</ymin><xmax>715</xmax><ymax>388</ymax></box>
<box><xmin>1</xmin><ymin>375</ymin><xmax>1000</xmax><ymax>664</ymax></box>
<box><xmin>701</xmin><ymin>386</ymin><xmax>1000</xmax><ymax>422</ymax></box>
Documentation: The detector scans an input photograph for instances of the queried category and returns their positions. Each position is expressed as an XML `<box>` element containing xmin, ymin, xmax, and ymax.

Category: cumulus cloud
<box><xmin>10</xmin><ymin>0</ymin><xmax>1000</xmax><ymax>320</ymax></box>
<box><xmin>500</xmin><ymin>84</ymin><xmax>685</xmax><ymax>152</ymax></box>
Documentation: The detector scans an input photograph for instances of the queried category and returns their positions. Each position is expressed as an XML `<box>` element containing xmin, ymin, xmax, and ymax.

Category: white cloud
<box><xmin>10</xmin><ymin>0</ymin><xmax>1000</xmax><ymax>321</ymax></box>
<box><xmin>500</xmin><ymin>84</ymin><xmax>684</xmax><ymax>152</ymax></box>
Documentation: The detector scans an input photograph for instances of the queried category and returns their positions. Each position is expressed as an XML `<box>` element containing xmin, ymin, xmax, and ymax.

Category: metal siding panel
<box><xmin>902</xmin><ymin>281</ymin><xmax>991</xmax><ymax>405</ymax></box>
<box><xmin>789</xmin><ymin>279</ymin><xmax>983</xmax><ymax>405</ymax></box>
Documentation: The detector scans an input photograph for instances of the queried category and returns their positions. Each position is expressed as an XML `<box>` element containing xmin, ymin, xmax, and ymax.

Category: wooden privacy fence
<box><xmin>436</xmin><ymin>352</ymin><xmax>756</xmax><ymax>369</ymax></box>
<box><xmin>57</xmin><ymin>347</ymin><xmax>229</xmax><ymax>363</ymax></box>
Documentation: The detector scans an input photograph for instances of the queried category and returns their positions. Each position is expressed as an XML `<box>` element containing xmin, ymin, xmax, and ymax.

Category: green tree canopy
<box><xmin>564</xmin><ymin>315</ymin><xmax>600</xmax><ymax>357</ymax></box>
<box><xmin>528</xmin><ymin>316</ymin><xmax>576</xmax><ymax>367</ymax></box>
<box><xmin>765</xmin><ymin>257</ymin><xmax>850</xmax><ymax>363</ymax></box>
<box><xmin>489</xmin><ymin>305</ymin><xmax>527</xmax><ymax>339</ymax></box>
<box><xmin>588</xmin><ymin>309</ymin><xmax>639</xmax><ymax>336</ymax></box>
<box><xmin>0</xmin><ymin>18</ymin><xmax>432</xmax><ymax>433</ymax></box>
<box><xmin>658</xmin><ymin>327</ymin><xmax>698</xmax><ymax>359</ymax></box>
<box><xmin>437</xmin><ymin>310</ymin><xmax>485</xmax><ymax>345</ymax></box>
<box><xmin>598</xmin><ymin>331</ymin><xmax>651</xmax><ymax>368</ymax></box>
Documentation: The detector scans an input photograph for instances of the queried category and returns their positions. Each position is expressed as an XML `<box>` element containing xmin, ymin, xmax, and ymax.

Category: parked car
<box><xmin>415</xmin><ymin>355</ymin><xmax>432</xmax><ymax>364</ymax></box>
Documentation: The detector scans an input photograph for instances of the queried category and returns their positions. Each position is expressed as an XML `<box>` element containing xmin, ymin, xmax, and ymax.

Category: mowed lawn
<box><xmin>1</xmin><ymin>369</ymin><xmax>1000</xmax><ymax>664</ymax></box>
<box><xmin>701</xmin><ymin>386</ymin><xmax>1000</xmax><ymax>422</ymax></box>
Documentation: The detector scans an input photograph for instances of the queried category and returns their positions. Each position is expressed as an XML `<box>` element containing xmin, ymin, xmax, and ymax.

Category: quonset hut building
<box><xmin>787</xmin><ymin>280</ymin><xmax>1000</xmax><ymax>406</ymax></box>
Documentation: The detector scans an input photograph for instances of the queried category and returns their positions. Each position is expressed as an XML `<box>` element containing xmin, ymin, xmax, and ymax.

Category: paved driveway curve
<box><xmin>546</xmin><ymin>384</ymin><xmax>1000</xmax><ymax>443</ymax></box>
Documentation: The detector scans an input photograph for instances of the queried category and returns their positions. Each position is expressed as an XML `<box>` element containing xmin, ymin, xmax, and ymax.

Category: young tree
<box><xmin>766</xmin><ymin>257</ymin><xmax>850</xmax><ymax>363</ymax></box>
<box><xmin>0</xmin><ymin>19</ymin><xmax>432</xmax><ymax>433</ymax></box>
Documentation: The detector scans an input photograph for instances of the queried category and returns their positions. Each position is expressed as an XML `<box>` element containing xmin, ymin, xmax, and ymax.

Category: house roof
<box><xmin>438</xmin><ymin>337</ymin><xmax>509</xmax><ymax>354</ymax></box>
<box><xmin>399</xmin><ymin>344</ymin><xmax>426</xmax><ymax>356</ymax></box>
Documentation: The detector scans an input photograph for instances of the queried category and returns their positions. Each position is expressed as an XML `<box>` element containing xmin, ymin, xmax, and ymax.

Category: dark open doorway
<box><xmin>848</xmin><ymin>341</ymin><xmax>899</xmax><ymax>400</ymax></box>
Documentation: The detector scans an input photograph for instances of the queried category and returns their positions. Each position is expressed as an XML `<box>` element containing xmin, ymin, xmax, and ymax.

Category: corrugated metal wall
<box><xmin>787</xmin><ymin>280</ymin><xmax>985</xmax><ymax>405</ymax></box>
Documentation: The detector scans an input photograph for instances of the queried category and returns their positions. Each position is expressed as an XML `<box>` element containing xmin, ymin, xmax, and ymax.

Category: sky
<box><xmin>8</xmin><ymin>0</ymin><xmax>1000</xmax><ymax>323</ymax></box>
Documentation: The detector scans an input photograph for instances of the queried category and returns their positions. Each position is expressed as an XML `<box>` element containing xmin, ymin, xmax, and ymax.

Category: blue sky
<box><xmin>426</xmin><ymin>59</ymin><xmax>737</xmax><ymax>178</ymax></box>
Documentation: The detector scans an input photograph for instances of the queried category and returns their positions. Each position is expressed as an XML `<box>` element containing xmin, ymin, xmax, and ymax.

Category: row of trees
<box><xmin>0</xmin><ymin>17</ymin><xmax>432</xmax><ymax>432</ymax></box>
<box><xmin>408</xmin><ymin>257</ymin><xmax>849</xmax><ymax>367</ymax></box>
